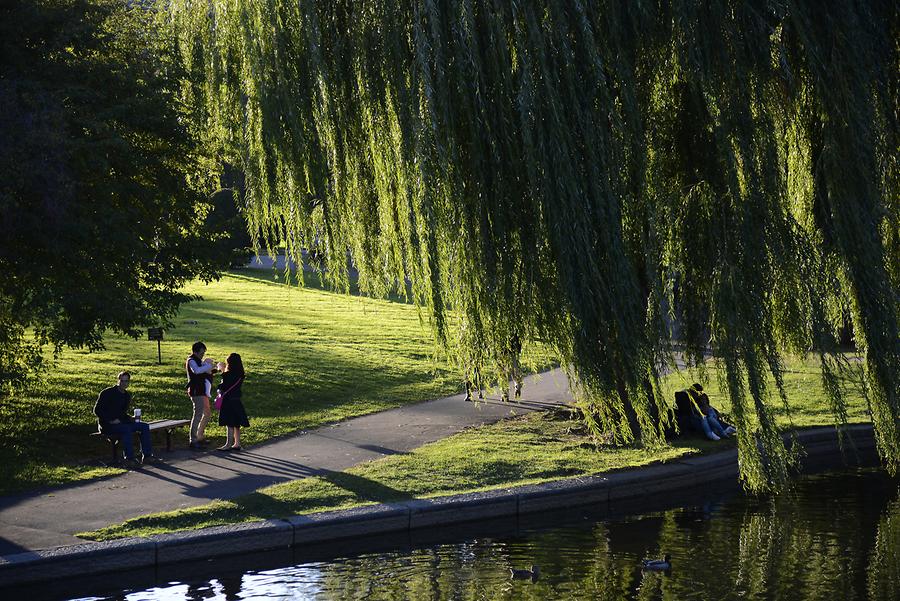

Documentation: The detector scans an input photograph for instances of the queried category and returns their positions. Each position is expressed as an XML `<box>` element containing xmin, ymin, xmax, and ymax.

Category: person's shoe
<box><xmin>123</xmin><ymin>458</ymin><xmax>142</xmax><ymax>469</ymax></box>
<box><xmin>707</xmin><ymin>433</ymin><xmax>721</xmax><ymax>441</ymax></box>
<box><xmin>216</xmin><ymin>445</ymin><xmax>232</xmax><ymax>451</ymax></box>
<box><xmin>228</xmin><ymin>446</ymin><xmax>242</xmax><ymax>452</ymax></box>
<box><xmin>141</xmin><ymin>454</ymin><xmax>164</xmax><ymax>465</ymax></box>
<box><xmin>196</xmin><ymin>438</ymin><xmax>211</xmax><ymax>446</ymax></box>
<box><xmin>189</xmin><ymin>442</ymin><xmax>204</xmax><ymax>450</ymax></box>
<box><xmin>724</xmin><ymin>426</ymin><xmax>737</xmax><ymax>436</ymax></box>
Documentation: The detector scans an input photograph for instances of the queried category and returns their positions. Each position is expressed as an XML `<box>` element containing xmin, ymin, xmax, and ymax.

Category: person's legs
<box><xmin>198</xmin><ymin>397</ymin><xmax>211</xmax><ymax>441</ymax></box>
<box><xmin>218</xmin><ymin>426</ymin><xmax>234</xmax><ymax>451</ymax></box>
<box><xmin>706</xmin><ymin>411</ymin><xmax>728</xmax><ymax>437</ymax></box>
<box><xmin>105</xmin><ymin>423</ymin><xmax>135</xmax><ymax>460</ymax></box>
<box><xmin>190</xmin><ymin>396</ymin><xmax>203</xmax><ymax>443</ymax></box>
<box><xmin>135</xmin><ymin>421</ymin><xmax>154</xmax><ymax>457</ymax></box>
<box><xmin>710</xmin><ymin>408</ymin><xmax>736</xmax><ymax>435</ymax></box>
<box><xmin>232</xmin><ymin>427</ymin><xmax>241</xmax><ymax>448</ymax></box>
<box><xmin>690</xmin><ymin>414</ymin><xmax>719</xmax><ymax>441</ymax></box>
<box><xmin>512</xmin><ymin>357</ymin><xmax>522</xmax><ymax>398</ymax></box>
<box><xmin>190</xmin><ymin>396</ymin><xmax>211</xmax><ymax>444</ymax></box>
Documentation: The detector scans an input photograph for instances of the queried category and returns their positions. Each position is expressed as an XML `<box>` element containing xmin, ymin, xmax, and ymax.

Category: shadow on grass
<box><xmin>317</xmin><ymin>469</ymin><xmax>412</xmax><ymax>504</ymax></box>
<box><xmin>87</xmin><ymin>468</ymin><xmax>414</xmax><ymax>539</ymax></box>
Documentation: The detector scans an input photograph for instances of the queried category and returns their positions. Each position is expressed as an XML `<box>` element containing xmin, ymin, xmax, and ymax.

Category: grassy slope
<box><xmin>81</xmin><ymin>353</ymin><xmax>869</xmax><ymax>541</ymax></box>
<box><xmin>0</xmin><ymin>271</ymin><xmax>552</xmax><ymax>494</ymax></box>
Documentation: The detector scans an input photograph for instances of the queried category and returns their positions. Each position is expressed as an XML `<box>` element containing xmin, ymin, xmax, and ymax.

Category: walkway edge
<box><xmin>0</xmin><ymin>424</ymin><xmax>877</xmax><ymax>587</ymax></box>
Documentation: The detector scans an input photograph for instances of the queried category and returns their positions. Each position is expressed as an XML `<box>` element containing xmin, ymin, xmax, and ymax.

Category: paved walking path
<box><xmin>0</xmin><ymin>369</ymin><xmax>575</xmax><ymax>556</ymax></box>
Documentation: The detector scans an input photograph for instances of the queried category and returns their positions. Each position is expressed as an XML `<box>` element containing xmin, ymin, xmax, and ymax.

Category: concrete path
<box><xmin>0</xmin><ymin>369</ymin><xmax>574</xmax><ymax>556</ymax></box>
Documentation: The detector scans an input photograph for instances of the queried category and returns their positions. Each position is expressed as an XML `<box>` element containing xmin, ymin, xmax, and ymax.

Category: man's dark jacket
<box><xmin>93</xmin><ymin>386</ymin><xmax>133</xmax><ymax>433</ymax></box>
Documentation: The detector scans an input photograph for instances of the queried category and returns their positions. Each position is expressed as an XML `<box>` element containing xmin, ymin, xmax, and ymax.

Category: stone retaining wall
<box><xmin>0</xmin><ymin>424</ymin><xmax>877</xmax><ymax>587</ymax></box>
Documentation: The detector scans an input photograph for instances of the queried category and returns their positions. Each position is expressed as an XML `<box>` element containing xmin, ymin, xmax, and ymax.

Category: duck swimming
<box><xmin>509</xmin><ymin>565</ymin><xmax>540</xmax><ymax>581</ymax></box>
<box><xmin>641</xmin><ymin>554</ymin><xmax>672</xmax><ymax>571</ymax></box>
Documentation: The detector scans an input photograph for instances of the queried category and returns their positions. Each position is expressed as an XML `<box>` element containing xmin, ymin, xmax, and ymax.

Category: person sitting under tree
<box><xmin>93</xmin><ymin>371</ymin><xmax>162</xmax><ymax>468</ymax></box>
<box><xmin>687</xmin><ymin>383</ymin><xmax>736</xmax><ymax>441</ymax></box>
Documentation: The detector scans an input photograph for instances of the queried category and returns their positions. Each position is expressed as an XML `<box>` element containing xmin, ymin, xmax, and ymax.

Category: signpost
<box><xmin>148</xmin><ymin>328</ymin><xmax>163</xmax><ymax>364</ymax></box>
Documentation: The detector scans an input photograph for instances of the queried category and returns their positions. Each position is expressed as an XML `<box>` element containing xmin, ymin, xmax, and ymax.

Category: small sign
<box><xmin>148</xmin><ymin>328</ymin><xmax>164</xmax><ymax>341</ymax></box>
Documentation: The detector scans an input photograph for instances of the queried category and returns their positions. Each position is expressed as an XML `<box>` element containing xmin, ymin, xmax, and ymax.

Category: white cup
<box><xmin>134</xmin><ymin>408</ymin><xmax>142</xmax><ymax>421</ymax></box>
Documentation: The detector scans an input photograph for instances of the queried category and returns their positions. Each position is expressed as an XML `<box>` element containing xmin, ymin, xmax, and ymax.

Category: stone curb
<box><xmin>289</xmin><ymin>504</ymin><xmax>409</xmax><ymax>545</ymax></box>
<box><xmin>0</xmin><ymin>424</ymin><xmax>877</xmax><ymax>587</ymax></box>
<box><xmin>0</xmin><ymin>538</ymin><xmax>155</xmax><ymax>586</ymax></box>
<box><xmin>151</xmin><ymin>519</ymin><xmax>293</xmax><ymax>564</ymax></box>
<box><xmin>405</xmin><ymin>488</ymin><xmax>520</xmax><ymax>528</ymax></box>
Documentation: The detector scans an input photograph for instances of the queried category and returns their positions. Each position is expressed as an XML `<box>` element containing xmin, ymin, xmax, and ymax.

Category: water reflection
<box><xmin>56</xmin><ymin>469</ymin><xmax>900</xmax><ymax>600</ymax></box>
<box><xmin>868</xmin><ymin>497</ymin><xmax>900</xmax><ymax>599</ymax></box>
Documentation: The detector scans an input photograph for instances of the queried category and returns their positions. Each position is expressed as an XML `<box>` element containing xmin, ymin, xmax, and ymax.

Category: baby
<box><xmin>201</xmin><ymin>358</ymin><xmax>219</xmax><ymax>398</ymax></box>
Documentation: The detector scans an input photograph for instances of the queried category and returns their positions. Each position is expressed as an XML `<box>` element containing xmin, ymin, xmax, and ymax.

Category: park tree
<box><xmin>166</xmin><ymin>0</ymin><xmax>898</xmax><ymax>491</ymax></box>
<box><xmin>0</xmin><ymin>0</ymin><xmax>229</xmax><ymax>395</ymax></box>
<box><xmin>206</xmin><ymin>165</ymin><xmax>254</xmax><ymax>268</ymax></box>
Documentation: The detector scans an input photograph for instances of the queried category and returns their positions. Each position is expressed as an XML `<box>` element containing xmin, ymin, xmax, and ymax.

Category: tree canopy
<box><xmin>166</xmin><ymin>0</ymin><xmax>898</xmax><ymax>491</ymax></box>
<box><xmin>0</xmin><ymin>0</ymin><xmax>228</xmax><ymax>392</ymax></box>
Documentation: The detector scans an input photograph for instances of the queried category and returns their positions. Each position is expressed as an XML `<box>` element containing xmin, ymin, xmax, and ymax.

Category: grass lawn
<box><xmin>80</xmin><ymin>353</ymin><xmax>870</xmax><ymax>541</ymax></box>
<box><xmin>0</xmin><ymin>270</ymin><xmax>554</xmax><ymax>495</ymax></box>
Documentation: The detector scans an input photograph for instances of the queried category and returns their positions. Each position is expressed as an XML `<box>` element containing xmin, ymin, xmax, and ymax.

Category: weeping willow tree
<box><xmin>165</xmin><ymin>0</ymin><xmax>899</xmax><ymax>491</ymax></box>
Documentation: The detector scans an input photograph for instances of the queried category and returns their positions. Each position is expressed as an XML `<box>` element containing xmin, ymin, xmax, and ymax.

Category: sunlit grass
<box><xmin>80</xmin><ymin>351</ymin><xmax>870</xmax><ymax>541</ymax></box>
<box><xmin>80</xmin><ymin>410</ymin><xmax>698</xmax><ymax>541</ymax></box>
<box><xmin>0</xmin><ymin>270</ymin><xmax>554</xmax><ymax>494</ymax></box>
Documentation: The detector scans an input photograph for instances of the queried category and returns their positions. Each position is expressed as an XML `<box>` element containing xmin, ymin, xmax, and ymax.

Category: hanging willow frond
<box><xmin>163</xmin><ymin>0</ymin><xmax>899</xmax><ymax>491</ymax></box>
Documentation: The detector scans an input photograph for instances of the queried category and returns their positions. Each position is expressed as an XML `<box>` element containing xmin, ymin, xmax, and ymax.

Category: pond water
<box><xmin>27</xmin><ymin>468</ymin><xmax>900</xmax><ymax>600</ymax></box>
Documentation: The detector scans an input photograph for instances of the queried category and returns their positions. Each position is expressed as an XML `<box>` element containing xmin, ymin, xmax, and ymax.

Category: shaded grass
<box><xmin>0</xmin><ymin>270</ymin><xmax>554</xmax><ymax>494</ymax></box>
<box><xmin>79</xmin><ymin>352</ymin><xmax>871</xmax><ymax>541</ymax></box>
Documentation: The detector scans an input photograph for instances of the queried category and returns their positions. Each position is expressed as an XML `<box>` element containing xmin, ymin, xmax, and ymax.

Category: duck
<box><xmin>509</xmin><ymin>565</ymin><xmax>540</xmax><ymax>581</ymax></box>
<box><xmin>641</xmin><ymin>554</ymin><xmax>672</xmax><ymax>571</ymax></box>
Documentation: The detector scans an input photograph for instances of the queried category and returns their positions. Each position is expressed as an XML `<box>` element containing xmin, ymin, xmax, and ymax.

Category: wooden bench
<box><xmin>91</xmin><ymin>419</ymin><xmax>191</xmax><ymax>464</ymax></box>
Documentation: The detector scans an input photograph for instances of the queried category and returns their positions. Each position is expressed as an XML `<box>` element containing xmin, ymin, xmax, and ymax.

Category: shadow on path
<box><xmin>132</xmin><ymin>454</ymin><xmax>324</xmax><ymax>500</ymax></box>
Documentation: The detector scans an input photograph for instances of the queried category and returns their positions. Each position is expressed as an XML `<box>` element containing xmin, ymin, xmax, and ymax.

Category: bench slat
<box><xmin>146</xmin><ymin>419</ymin><xmax>191</xmax><ymax>430</ymax></box>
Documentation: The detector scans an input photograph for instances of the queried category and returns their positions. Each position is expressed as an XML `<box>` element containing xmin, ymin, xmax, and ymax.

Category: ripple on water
<box><xmin>60</xmin><ymin>468</ymin><xmax>900</xmax><ymax>600</ymax></box>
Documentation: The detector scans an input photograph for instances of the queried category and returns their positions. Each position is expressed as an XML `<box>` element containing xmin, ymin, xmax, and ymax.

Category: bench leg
<box><xmin>166</xmin><ymin>429</ymin><xmax>173</xmax><ymax>452</ymax></box>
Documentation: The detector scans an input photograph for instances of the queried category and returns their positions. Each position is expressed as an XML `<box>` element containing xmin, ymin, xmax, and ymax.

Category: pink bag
<box><xmin>214</xmin><ymin>377</ymin><xmax>242</xmax><ymax>411</ymax></box>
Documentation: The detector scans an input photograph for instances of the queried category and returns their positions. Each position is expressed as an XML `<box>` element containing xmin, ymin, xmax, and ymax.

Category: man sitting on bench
<box><xmin>93</xmin><ymin>371</ymin><xmax>162</xmax><ymax>468</ymax></box>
